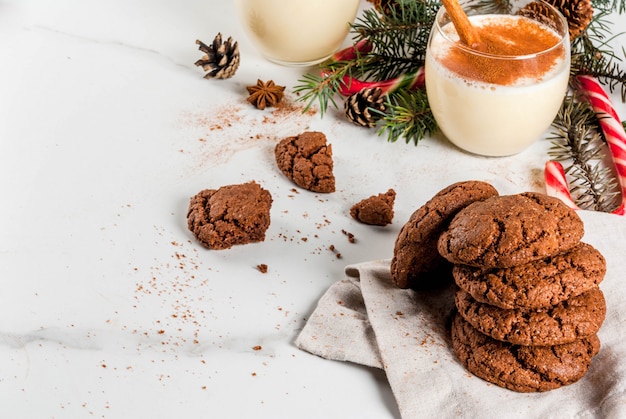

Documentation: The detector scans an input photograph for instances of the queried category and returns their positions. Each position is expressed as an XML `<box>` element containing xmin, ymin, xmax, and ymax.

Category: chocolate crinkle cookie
<box><xmin>438</xmin><ymin>192</ymin><xmax>584</xmax><ymax>269</ymax></box>
<box><xmin>440</xmin><ymin>190</ymin><xmax>608</xmax><ymax>392</ymax></box>
<box><xmin>274</xmin><ymin>131</ymin><xmax>335</xmax><ymax>193</ymax></box>
<box><xmin>350</xmin><ymin>189</ymin><xmax>396</xmax><ymax>226</ymax></box>
<box><xmin>187</xmin><ymin>181</ymin><xmax>272</xmax><ymax>250</ymax></box>
<box><xmin>454</xmin><ymin>287</ymin><xmax>606</xmax><ymax>346</ymax></box>
<box><xmin>451</xmin><ymin>313</ymin><xmax>600</xmax><ymax>393</ymax></box>
<box><xmin>390</xmin><ymin>180</ymin><xmax>499</xmax><ymax>290</ymax></box>
<box><xmin>453</xmin><ymin>242</ymin><xmax>606</xmax><ymax>309</ymax></box>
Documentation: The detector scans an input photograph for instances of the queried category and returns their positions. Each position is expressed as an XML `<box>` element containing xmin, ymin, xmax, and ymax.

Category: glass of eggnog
<box><xmin>425</xmin><ymin>0</ymin><xmax>570</xmax><ymax>156</ymax></box>
<box><xmin>233</xmin><ymin>0</ymin><xmax>361</xmax><ymax>66</ymax></box>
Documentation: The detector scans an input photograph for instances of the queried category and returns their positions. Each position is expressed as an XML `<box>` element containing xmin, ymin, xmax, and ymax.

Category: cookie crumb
<box><xmin>350</xmin><ymin>189</ymin><xmax>396</xmax><ymax>226</ymax></box>
<box><xmin>256</xmin><ymin>264</ymin><xmax>268</xmax><ymax>273</ymax></box>
<box><xmin>342</xmin><ymin>229</ymin><xmax>356</xmax><ymax>243</ymax></box>
<box><xmin>329</xmin><ymin>245</ymin><xmax>342</xmax><ymax>259</ymax></box>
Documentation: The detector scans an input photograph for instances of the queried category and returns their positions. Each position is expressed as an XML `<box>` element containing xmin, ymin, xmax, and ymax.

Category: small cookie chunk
<box><xmin>350</xmin><ymin>189</ymin><xmax>396</xmax><ymax>226</ymax></box>
<box><xmin>390</xmin><ymin>181</ymin><xmax>499</xmax><ymax>289</ymax></box>
<box><xmin>187</xmin><ymin>181</ymin><xmax>272</xmax><ymax>250</ymax></box>
<box><xmin>451</xmin><ymin>313</ymin><xmax>600</xmax><ymax>392</ymax></box>
<box><xmin>438</xmin><ymin>192</ymin><xmax>584</xmax><ymax>269</ymax></box>
<box><xmin>455</xmin><ymin>287</ymin><xmax>606</xmax><ymax>346</ymax></box>
<box><xmin>275</xmin><ymin>131</ymin><xmax>335</xmax><ymax>193</ymax></box>
<box><xmin>454</xmin><ymin>242</ymin><xmax>606</xmax><ymax>309</ymax></box>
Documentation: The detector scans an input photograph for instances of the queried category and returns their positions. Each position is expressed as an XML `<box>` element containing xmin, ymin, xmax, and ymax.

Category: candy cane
<box><xmin>577</xmin><ymin>74</ymin><xmax>626</xmax><ymax>215</ymax></box>
<box><xmin>544</xmin><ymin>161</ymin><xmax>580</xmax><ymax>210</ymax></box>
<box><xmin>321</xmin><ymin>40</ymin><xmax>426</xmax><ymax>97</ymax></box>
<box><xmin>329</xmin><ymin>68</ymin><xmax>426</xmax><ymax>97</ymax></box>
<box><xmin>327</xmin><ymin>39</ymin><xmax>373</xmax><ymax>63</ymax></box>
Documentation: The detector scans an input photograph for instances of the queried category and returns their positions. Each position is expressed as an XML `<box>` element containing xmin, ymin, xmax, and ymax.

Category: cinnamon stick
<box><xmin>440</xmin><ymin>0</ymin><xmax>481</xmax><ymax>49</ymax></box>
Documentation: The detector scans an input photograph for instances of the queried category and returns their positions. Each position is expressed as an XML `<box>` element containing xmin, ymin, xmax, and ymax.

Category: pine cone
<box><xmin>517</xmin><ymin>2</ymin><xmax>560</xmax><ymax>33</ymax></box>
<box><xmin>195</xmin><ymin>33</ymin><xmax>240</xmax><ymax>79</ymax></box>
<box><xmin>367</xmin><ymin>0</ymin><xmax>401</xmax><ymax>18</ymax></box>
<box><xmin>546</xmin><ymin>0</ymin><xmax>593</xmax><ymax>40</ymax></box>
<box><xmin>518</xmin><ymin>0</ymin><xmax>593</xmax><ymax>40</ymax></box>
<box><xmin>344</xmin><ymin>87</ymin><xmax>386</xmax><ymax>128</ymax></box>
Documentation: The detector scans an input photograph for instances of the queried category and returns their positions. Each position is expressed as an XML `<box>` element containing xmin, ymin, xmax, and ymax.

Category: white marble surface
<box><xmin>1</xmin><ymin>1</ymin><xmax>626</xmax><ymax>418</ymax></box>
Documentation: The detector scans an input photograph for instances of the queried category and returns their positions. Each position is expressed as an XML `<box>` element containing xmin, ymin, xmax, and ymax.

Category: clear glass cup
<box><xmin>233</xmin><ymin>0</ymin><xmax>361</xmax><ymax>67</ymax></box>
<box><xmin>425</xmin><ymin>0</ymin><xmax>571</xmax><ymax>156</ymax></box>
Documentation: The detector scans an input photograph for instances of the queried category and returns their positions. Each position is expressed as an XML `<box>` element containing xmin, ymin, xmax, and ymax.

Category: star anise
<box><xmin>246</xmin><ymin>79</ymin><xmax>285</xmax><ymax>110</ymax></box>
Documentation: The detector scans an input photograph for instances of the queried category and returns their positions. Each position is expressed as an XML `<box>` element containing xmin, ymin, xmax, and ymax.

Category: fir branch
<box><xmin>293</xmin><ymin>55</ymin><xmax>368</xmax><ymax>115</ymax></box>
<box><xmin>293</xmin><ymin>71</ymin><xmax>342</xmax><ymax>115</ymax></box>
<box><xmin>547</xmin><ymin>95</ymin><xmax>620</xmax><ymax>212</ymax></box>
<box><xmin>591</xmin><ymin>0</ymin><xmax>626</xmax><ymax>13</ymax></box>
<box><xmin>295</xmin><ymin>0</ymin><xmax>437</xmax><ymax>121</ymax></box>
<box><xmin>570</xmin><ymin>9</ymin><xmax>626</xmax><ymax>101</ymax></box>
<box><xmin>353</xmin><ymin>10</ymin><xmax>430</xmax><ymax>80</ymax></box>
<box><xmin>348</xmin><ymin>3</ymin><xmax>437</xmax><ymax>80</ymax></box>
<box><xmin>378</xmin><ymin>89</ymin><xmax>437</xmax><ymax>145</ymax></box>
<box><xmin>461</xmin><ymin>0</ymin><xmax>512</xmax><ymax>15</ymax></box>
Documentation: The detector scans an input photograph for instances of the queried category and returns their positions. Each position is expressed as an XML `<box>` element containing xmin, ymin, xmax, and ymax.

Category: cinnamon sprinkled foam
<box><xmin>437</xmin><ymin>15</ymin><xmax>565</xmax><ymax>86</ymax></box>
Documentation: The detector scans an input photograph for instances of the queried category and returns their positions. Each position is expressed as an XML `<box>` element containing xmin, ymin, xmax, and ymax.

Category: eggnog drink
<box><xmin>234</xmin><ymin>0</ymin><xmax>360</xmax><ymax>66</ymax></box>
<box><xmin>425</xmin><ymin>7</ymin><xmax>570</xmax><ymax>156</ymax></box>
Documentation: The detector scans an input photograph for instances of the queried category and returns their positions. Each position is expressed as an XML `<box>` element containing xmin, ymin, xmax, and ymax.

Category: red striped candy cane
<box><xmin>331</xmin><ymin>68</ymin><xmax>426</xmax><ymax>97</ymax></box>
<box><xmin>544</xmin><ymin>161</ymin><xmax>580</xmax><ymax>210</ymax></box>
<box><xmin>577</xmin><ymin>75</ymin><xmax>626</xmax><ymax>215</ymax></box>
<box><xmin>327</xmin><ymin>39</ymin><xmax>373</xmax><ymax>63</ymax></box>
<box><xmin>321</xmin><ymin>40</ymin><xmax>426</xmax><ymax>97</ymax></box>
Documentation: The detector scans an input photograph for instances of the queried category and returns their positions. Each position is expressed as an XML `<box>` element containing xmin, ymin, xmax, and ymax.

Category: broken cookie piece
<box><xmin>275</xmin><ymin>131</ymin><xmax>335</xmax><ymax>193</ymax></box>
<box><xmin>350</xmin><ymin>189</ymin><xmax>396</xmax><ymax>226</ymax></box>
<box><xmin>187</xmin><ymin>181</ymin><xmax>272</xmax><ymax>250</ymax></box>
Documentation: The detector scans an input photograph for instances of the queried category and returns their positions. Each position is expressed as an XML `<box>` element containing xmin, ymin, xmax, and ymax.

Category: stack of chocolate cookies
<box><xmin>438</xmin><ymin>192</ymin><xmax>607</xmax><ymax>392</ymax></box>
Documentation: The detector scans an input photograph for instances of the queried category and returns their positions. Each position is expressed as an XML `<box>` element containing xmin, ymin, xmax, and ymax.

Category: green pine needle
<box><xmin>293</xmin><ymin>72</ymin><xmax>341</xmax><ymax>116</ymax></box>
<box><xmin>570</xmin><ymin>9</ymin><xmax>626</xmax><ymax>101</ymax></box>
<box><xmin>378</xmin><ymin>89</ymin><xmax>437</xmax><ymax>145</ymax></box>
<box><xmin>547</xmin><ymin>95</ymin><xmax>620</xmax><ymax>212</ymax></box>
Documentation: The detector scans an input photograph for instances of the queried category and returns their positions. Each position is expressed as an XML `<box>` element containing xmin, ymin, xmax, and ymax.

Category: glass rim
<box><xmin>434</xmin><ymin>0</ymin><xmax>570</xmax><ymax>61</ymax></box>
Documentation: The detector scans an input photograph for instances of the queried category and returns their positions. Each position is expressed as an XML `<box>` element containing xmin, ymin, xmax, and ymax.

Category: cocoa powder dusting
<box><xmin>178</xmin><ymin>96</ymin><xmax>317</xmax><ymax>173</ymax></box>
<box><xmin>442</xmin><ymin>17</ymin><xmax>564</xmax><ymax>85</ymax></box>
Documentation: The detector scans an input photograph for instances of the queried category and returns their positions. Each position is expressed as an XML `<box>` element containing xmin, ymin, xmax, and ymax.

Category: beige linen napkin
<box><xmin>296</xmin><ymin>210</ymin><xmax>626</xmax><ymax>419</ymax></box>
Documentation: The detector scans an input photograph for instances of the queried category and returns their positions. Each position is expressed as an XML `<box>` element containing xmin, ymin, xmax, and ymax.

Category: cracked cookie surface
<box><xmin>453</xmin><ymin>242</ymin><xmax>606</xmax><ymax>309</ymax></box>
<box><xmin>275</xmin><ymin>131</ymin><xmax>335</xmax><ymax>193</ymax></box>
<box><xmin>390</xmin><ymin>181</ymin><xmax>498</xmax><ymax>289</ymax></box>
<box><xmin>455</xmin><ymin>287</ymin><xmax>606</xmax><ymax>346</ymax></box>
<box><xmin>451</xmin><ymin>313</ymin><xmax>600</xmax><ymax>392</ymax></box>
<box><xmin>438</xmin><ymin>192</ymin><xmax>584</xmax><ymax>268</ymax></box>
<box><xmin>187</xmin><ymin>181</ymin><xmax>272</xmax><ymax>250</ymax></box>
